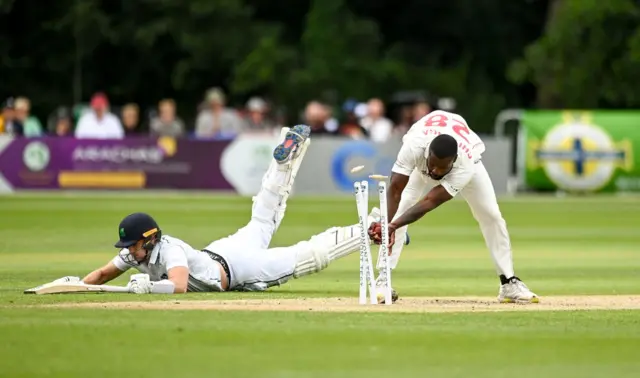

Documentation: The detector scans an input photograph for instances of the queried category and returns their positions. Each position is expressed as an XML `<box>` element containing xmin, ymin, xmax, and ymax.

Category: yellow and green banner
<box><xmin>523</xmin><ymin>110</ymin><xmax>637</xmax><ymax>192</ymax></box>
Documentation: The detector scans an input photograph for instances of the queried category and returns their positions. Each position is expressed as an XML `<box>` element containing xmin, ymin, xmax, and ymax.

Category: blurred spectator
<box><xmin>360</xmin><ymin>98</ymin><xmax>393</xmax><ymax>143</ymax></box>
<box><xmin>413</xmin><ymin>101</ymin><xmax>432</xmax><ymax>122</ymax></box>
<box><xmin>273</xmin><ymin>106</ymin><xmax>288</xmax><ymax>129</ymax></box>
<box><xmin>47</xmin><ymin>107</ymin><xmax>73</xmax><ymax>137</ymax></box>
<box><xmin>0</xmin><ymin>98</ymin><xmax>22</xmax><ymax>136</ymax></box>
<box><xmin>195</xmin><ymin>87</ymin><xmax>243</xmax><ymax>138</ymax></box>
<box><xmin>14</xmin><ymin>97</ymin><xmax>43</xmax><ymax>137</ymax></box>
<box><xmin>121</xmin><ymin>103</ymin><xmax>143</xmax><ymax>136</ymax></box>
<box><xmin>53</xmin><ymin>116</ymin><xmax>73</xmax><ymax>137</ymax></box>
<box><xmin>338</xmin><ymin>99</ymin><xmax>366</xmax><ymax>139</ymax></box>
<box><xmin>150</xmin><ymin>99</ymin><xmax>185</xmax><ymax>138</ymax></box>
<box><xmin>304</xmin><ymin>101</ymin><xmax>337</xmax><ymax>135</ymax></box>
<box><xmin>339</xmin><ymin>114</ymin><xmax>366</xmax><ymax>139</ymax></box>
<box><xmin>394</xmin><ymin>105</ymin><xmax>415</xmax><ymax>135</ymax></box>
<box><xmin>75</xmin><ymin>92</ymin><xmax>124</xmax><ymax>139</ymax></box>
<box><xmin>242</xmin><ymin>97</ymin><xmax>276</xmax><ymax>130</ymax></box>
<box><xmin>324</xmin><ymin>105</ymin><xmax>340</xmax><ymax>134</ymax></box>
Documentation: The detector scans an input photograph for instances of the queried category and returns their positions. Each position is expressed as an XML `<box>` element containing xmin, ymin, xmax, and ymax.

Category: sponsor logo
<box><xmin>23</xmin><ymin>141</ymin><xmax>51</xmax><ymax>172</ymax></box>
<box><xmin>72</xmin><ymin>138</ymin><xmax>177</xmax><ymax>164</ymax></box>
<box><xmin>331</xmin><ymin>141</ymin><xmax>394</xmax><ymax>191</ymax></box>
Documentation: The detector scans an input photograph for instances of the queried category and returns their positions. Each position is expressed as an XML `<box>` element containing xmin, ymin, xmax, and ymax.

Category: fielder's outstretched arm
<box><xmin>387</xmin><ymin>172</ymin><xmax>409</xmax><ymax>222</ymax></box>
<box><xmin>82</xmin><ymin>261</ymin><xmax>124</xmax><ymax>285</ymax></box>
<box><xmin>388</xmin><ymin>185</ymin><xmax>453</xmax><ymax>232</ymax></box>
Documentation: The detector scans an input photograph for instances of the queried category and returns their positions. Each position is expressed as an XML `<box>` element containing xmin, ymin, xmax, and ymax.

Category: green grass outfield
<box><xmin>1</xmin><ymin>193</ymin><xmax>639</xmax><ymax>377</ymax></box>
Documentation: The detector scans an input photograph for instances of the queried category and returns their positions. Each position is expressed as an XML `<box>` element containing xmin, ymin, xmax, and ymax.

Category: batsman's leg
<box><xmin>288</xmin><ymin>211</ymin><xmax>381</xmax><ymax>281</ymax></box>
<box><xmin>229</xmin><ymin>209</ymin><xmax>380</xmax><ymax>291</ymax></box>
<box><xmin>206</xmin><ymin>125</ymin><xmax>311</xmax><ymax>252</ymax></box>
<box><xmin>460</xmin><ymin>162</ymin><xmax>539</xmax><ymax>303</ymax></box>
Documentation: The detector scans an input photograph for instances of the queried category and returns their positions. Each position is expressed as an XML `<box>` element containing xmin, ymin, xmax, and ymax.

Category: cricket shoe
<box><xmin>273</xmin><ymin>124</ymin><xmax>311</xmax><ymax>164</ymax></box>
<box><xmin>498</xmin><ymin>276</ymin><xmax>539</xmax><ymax>303</ymax></box>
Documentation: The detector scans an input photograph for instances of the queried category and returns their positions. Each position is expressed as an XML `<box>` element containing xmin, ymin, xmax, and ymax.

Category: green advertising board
<box><xmin>523</xmin><ymin>110</ymin><xmax>637</xmax><ymax>192</ymax></box>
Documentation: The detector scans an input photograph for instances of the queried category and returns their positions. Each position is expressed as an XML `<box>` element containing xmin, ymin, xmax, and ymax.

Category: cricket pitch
<box><xmin>34</xmin><ymin>295</ymin><xmax>640</xmax><ymax>313</ymax></box>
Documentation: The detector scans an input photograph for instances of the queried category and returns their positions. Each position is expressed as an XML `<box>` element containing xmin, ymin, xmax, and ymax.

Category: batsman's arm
<box><xmin>388</xmin><ymin>185</ymin><xmax>453</xmax><ymax>231</ymax></box>
<box><xmin>160</xmin><ymin>246</ymin><xmax>192</xmax><ymax>293</ymax></box>
<box><xmin>82</xmin><ymin>261</ymin><xmax>125</xmax><ymax>285</ymax></box>
<box><xmin>166</xmin><ymin>266</ymin><xmax>189</xmax><ymax>293</ymax></box>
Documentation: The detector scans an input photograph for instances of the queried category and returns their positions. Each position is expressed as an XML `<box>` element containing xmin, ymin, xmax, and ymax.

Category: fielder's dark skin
<box><xmin>369</xmin><ymin>134</ymin><xmax>458</xmax><ymax>248</ymax></box>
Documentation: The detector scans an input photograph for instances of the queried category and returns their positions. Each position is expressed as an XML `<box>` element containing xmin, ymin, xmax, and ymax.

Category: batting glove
<box><xmin>128</xmin><ymin>273</ymin><xmax>152</xmax><ymax>294</ymax></box>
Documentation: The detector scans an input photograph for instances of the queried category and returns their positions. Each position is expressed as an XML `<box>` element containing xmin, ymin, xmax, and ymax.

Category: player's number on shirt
<box><xmin>423</xmin><ymin>114</ymin><xmax>471</xmax><ymax>144</ymax></box>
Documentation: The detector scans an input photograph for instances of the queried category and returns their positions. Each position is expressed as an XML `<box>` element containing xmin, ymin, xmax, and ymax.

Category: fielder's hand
<box><xmin>387</xmin><ymin>223</ymin><xmax>397</xmax><ymax>252</ymax></box>
<box><xmin>52</xmin><ymin>276</ymin><xmax>82</xmax><ymax>284</ymax></box>
<box><xmin>128</xmin><ymin>273</ymin><xmax>152</xmax><ymax>294</ymax></box>
<box><xmin>367</xmin><ymin>222</ymin><xmax>396</xmax><ymax>252</ymax></box>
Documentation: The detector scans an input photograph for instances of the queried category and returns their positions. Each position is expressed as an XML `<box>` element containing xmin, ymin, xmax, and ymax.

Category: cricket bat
<box><xmin>24</xmin><ymin>281</ymin><xmax>131</xmax><ymax>295</ymax></box>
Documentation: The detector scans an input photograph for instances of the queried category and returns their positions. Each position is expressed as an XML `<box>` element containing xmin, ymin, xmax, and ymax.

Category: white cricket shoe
<box><xmin>498</xmin><ymin>276</ymin><xmax>539</xmax><ymax>303</ymax></box>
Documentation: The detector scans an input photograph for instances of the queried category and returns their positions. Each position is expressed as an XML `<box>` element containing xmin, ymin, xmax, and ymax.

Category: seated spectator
<box><xmin>74</xmin><ymin>92</ymin><xmax>124</xmax><ymax>139</ymax></box>
<box><xmin>338</xmin><ymin>99</ymin><xmax>366</xmax><ymax>139</ymax></box>
<box><xmin>360</xmin><ymin>98</ymin><xmax>393</xmax><ymax>143</ymax></box>
<box><xmin>149</xmin><ymin>99</ymin><xmax>185</xmax><ymax>138</ymax></box>
<box><xmin>194</xmin><ymin>87</ymin><xmax>243</xmax><ymax>138</ymax></box>
<box><xmin>304</xmin><ymin>101</ymin><xmax>337</xmax><ymax>135</ymax></box>
<box><xmin>241</xmin><ymin>97</ymin><xmax>275</xmax><ymax>130</ymax></box>
<box><xmin>394</xmin><ymin>105</ymin><xmax>414</xmax><ymax>136</ymax></box>
<box><xmin>14</xmin><ymin>97</ymin><xmax>43</xmax><ymax>137</ymax></box>
<box><xmin>339</xmin><ymin>115</ymin><xmax>366</xmax><ymax>139</ymax></box>
<box><xmin>325</xmin><ymin>105</ymin><xmax>340</xmax><ymax>134</ymax></box>
<box><xmin>121</xmin><ymin>103</ymin><xmax>143</xmax><ymax>136</ymax></box>
<box><xmin>47</xmin><ymin>107</ymin><xmax>73</xmax><ymax>137</ymax></box>
<box><xmin>0</xmin><ymin>98</ymin><xmax>22</xmax><ymax>136</ymax></box>
<box><xmin>54</xmin><ymin>115</ymin><xmax>73</xmax><ymax>137</ymax></box>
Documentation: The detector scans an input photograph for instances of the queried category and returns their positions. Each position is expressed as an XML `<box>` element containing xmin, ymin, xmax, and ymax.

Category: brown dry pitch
<box><xmin>34</xmin><ymin>295</ymin><xmax>640</xmax><ymax>313</ymax></box>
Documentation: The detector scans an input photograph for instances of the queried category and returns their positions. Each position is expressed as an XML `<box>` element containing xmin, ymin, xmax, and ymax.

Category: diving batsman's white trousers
<box><xmin>389</xmin><ymin>162</ymin><xmax>515</xmax><ymax>279</ymax></box>
<box><xmin>203</xmin><ymin>140</ymin><xmax>361</xmax><ymax>291</ymax></box>
<box><xmin>204</xmin><ymin>221</ymin><xmax>361</xmax><ymax>291</ymax></box>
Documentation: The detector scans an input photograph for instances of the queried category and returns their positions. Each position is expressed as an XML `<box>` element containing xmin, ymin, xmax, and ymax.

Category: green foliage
<box><xmin>232</xmin><ymin>0</ymin><xmax>408</xmax><ymax>115</ymax></box>
<box><xmin>11</xmin><ymin>0</ymin><xmax>629</xmax><ymax>130</ymax></box>
<box><xmin>0</xmin><ymin>0</ymin><xmax>14</xmax><ymax>13</ymax></box>
<box><xmin>508</xmin><ymin>0</ymin><xmax>640</xmax><ymax>108</ymax></box>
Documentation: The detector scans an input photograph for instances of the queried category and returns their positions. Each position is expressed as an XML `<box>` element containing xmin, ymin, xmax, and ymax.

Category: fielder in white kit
<box><xmin>51</xmin><ymin>125</ymin><xmax>391</xmax><ymax>294</ymax></box>
<box><xmin>368</xmin><ymin>110</ymin><xmax>539</xmax><ymax>303</ymax></box>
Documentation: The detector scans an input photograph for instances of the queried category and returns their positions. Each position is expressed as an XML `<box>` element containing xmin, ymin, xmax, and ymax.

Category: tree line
<box><xmin>1</xmin><ymin>0</ymin><xmax>639</xmax><ymax>131</ymax></box>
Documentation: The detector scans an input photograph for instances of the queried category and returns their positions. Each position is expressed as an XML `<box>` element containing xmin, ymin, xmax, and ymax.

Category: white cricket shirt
<box><xmin>391</xmin><ymin>110</ymin><xmax>485</xmax><ymax>196</ymax></box>
<box><xmin>112</xmin><ymin>235</ymin><xmax>225</xmax><ymax>292</ymax></box>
